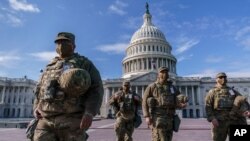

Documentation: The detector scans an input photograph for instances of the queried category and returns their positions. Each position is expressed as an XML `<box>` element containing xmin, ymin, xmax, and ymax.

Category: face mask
<box><xmin>56</xmin><ymin>42</ymin><xmax>73</xmax><ymax>58</ymax></box>
<box><xmin>158</xmin><ymin>72</ymin><xmax>168</xmax><ymax>83</ymax></box>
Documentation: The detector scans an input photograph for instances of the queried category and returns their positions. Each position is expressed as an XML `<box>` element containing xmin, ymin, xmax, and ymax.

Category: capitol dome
<box><xmin>130</xmin><ymin>15</ymin><xmax>166</xmax><ymax>44</ymax></box>
<box><xmin>122</xmin><ymin>3</ymin><xmax>177</xmax><ymax>79</ymax></box>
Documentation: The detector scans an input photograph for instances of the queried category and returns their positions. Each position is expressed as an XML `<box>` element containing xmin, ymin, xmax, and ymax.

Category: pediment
<box><xmin>130</xmin><ymin>72</ymin><xmax>157</xmax><ymax>82</ymax></box>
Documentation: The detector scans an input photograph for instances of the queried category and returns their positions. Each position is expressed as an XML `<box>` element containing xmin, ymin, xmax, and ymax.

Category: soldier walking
<box><xmin>142</xmin><ymin>67</ymin><xmax>188</xmax><ymax>141</ymax></box>
<box><xmin>205</xmin><ymin>72</ymin><xmax>250</xmax><ymax>141</ymax></box>
<box><xmin>109</xmin><ymin>81</ymin><xmax>142</xmax><ymax>141</ymax></box>
<box><xmin>31</xmin><ymin>32</ymin><xmax>104</xmax><ymax>141</ymax></box>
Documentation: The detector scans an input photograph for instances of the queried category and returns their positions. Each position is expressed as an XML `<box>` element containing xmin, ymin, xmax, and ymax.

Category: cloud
<box><xmin>122</xmin><ymin>16</ymin><xmax>141</xmax><ymax>29</ymax></box>
<box><xmin>177</xmin><ymin>54</ymin><xmax>193</xmax><ymax>62</ymax></box>
<box><xmin>184</xmin><ymin>69</ymin><xmax>218</xmax><ymax>78</ymax></box>
<box><xmin>9</xmin><ymin>0</ymin><xmax>40</xmax><ymax>13</ymax></box>
<box><xmin>108</xmin><ymin>0</ymin><xmax>127</xmax><ymax>15</ymax></box>
<box><xmin>175</xmin><ymin>36</ymin><xmax>199</xmax><ymax>55</ymax></box>
<box><xmin>96</xmin><ymin>43</ymin><xmax>128</xmax><ymax>54</ymax></box>
<box><xmin>205</xmin><ymin>56</ymin><xmax>224</xmax><ymax>63</ymax></box>
<box><xmin>235</xmin><ymin>26</ymin><xmax>250</xmax><ymax>50</ymax></box>
<box><xmin>178</xmin><ymin>4</ymin><xmax>189</xmax><ymax>9</ymax></box>
<box><xmin>235</xmin><ymin>26</ymin><xmax>250</xmax><ymax>40</ymax></box>
<box><xmin>6</xmin><ymin>13</ymin><xmax>22</xmax><ymax>26</ymax></box>
<box><xmin>29</xmin><ymin>51</ymin><xmax>57</xmax><ymax>61</ymax></box>
<box><xmin>185</xmin><ymin>69</ymin><xmax>250</xmax><ymax>78</ymax></box>
<box><xmin>0</xmin><ymin>51</ymin><xmax>21</xmax><ymax>67</ymax></box>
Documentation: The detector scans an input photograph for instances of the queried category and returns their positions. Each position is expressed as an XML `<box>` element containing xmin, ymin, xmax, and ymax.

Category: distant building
<box><xmin>100</xmin><ymin>4</ymin><xmax>250</xmax><ymax>118</ymax></box>
<box><xmin>0</xmin><ymin>76</ymin><xmax>36</xmax><ymax>118</ymax></box>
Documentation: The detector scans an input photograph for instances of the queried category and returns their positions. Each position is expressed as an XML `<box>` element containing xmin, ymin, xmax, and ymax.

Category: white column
<box><xmin>105</xmin><ymin>88</ymin><xmax>110</xmax><ymax>103</ymax></box>
<box><xmin>124</xmin><ymin>63</ymin><xmax>126</xmax><ymax>73</ymax></box>
<box><xmin>187</xmin><ymin>109</ymin><xmax>190</xmax><ymax>118</ymax></box>
<box><xmin>129</xmin><ymin>61</ymin><xmax>133</xmax><ymax>72</ymax></box>
<box><xmin>170</xmin><ymin>61</ymin><xmax>172</xmax><ymax>73</ymax></box>
<box><xmin>156</xmin><ymin>58</ymin><xmax>159</xmax><ymax>69</ymax></box>
<box><xmin>136</xmin><ymin>86</ymin><xmax>138</xmax><ymax>94</ymax></box>
<box><xmin>196</xmin><ymin>86</ymin><xmax>200</xmax><ymax>105</ymax></box>
<box><xmin>192</xmin><ymin>86</ymin><xmax>196</xmax><ymax>118</ymax></box>
<box><xmin>134</xmin><ymin>60</ymin><xmax>136</xmax><ymax>71</ymax></box>
<box><xmin>146</xmin><ymin>58</ymin><xmax>149</xmax><ymax>70</ymax></box>
<box><xmin>185</xmin><ymin>86</ymin><xmax>188</xmax><ymax>97</ymax></box>
<box><xmin>112</xmin><ymin>88</ymin><xmax>115</xmax><ymax>95</ymax></box>
<box><xmin>136</xmin><ymin>59</ymin><xmax>138</xmax><ymax>71</ymax></box>
<box><xmin>17</xmin><ymin>87</ymin><xmax>20</xmax><ymax>105</ymax></box>
<box><xmin>131</xmin><ymin>61</ymin><xmax>133</xmax><ymax>72</ymax></box>
<box><xmin>141</xmin><ymin>59</ymin><xmax>143</xmax><ymax>70</ymax></box>
<box><xmin>192</xmin><ymin>86</ymin><xmax>195</xmax><ymax>106</ymax></box>
<box><xmin>1</xmin><ymin>86</ymin><xmax>5</xmax><ymax>103</ymax></box>
<box><xmin>198</xmin><ymin>86</ymin><xmax>204</xmax><ymax>117</ymax></box>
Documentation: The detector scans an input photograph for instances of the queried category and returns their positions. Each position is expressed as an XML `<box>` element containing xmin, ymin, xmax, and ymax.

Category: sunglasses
<box><xmin>218</xmin><ymin>76</ymin><xmax>227</xmax><ymax>79</ymax></box>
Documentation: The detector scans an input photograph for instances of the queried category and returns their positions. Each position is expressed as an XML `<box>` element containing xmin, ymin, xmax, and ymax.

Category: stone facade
<box><xmin>0</xmin><ymin>76</ymin><xmax>36</xmax><ymax>118</ymax></box>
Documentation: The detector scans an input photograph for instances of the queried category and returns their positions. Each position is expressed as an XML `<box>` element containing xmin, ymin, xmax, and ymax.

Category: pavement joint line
<box><xmin>87</xmin><ymin>123</ymin><xmax>115</xmax><ymax>133</ymax></box>
<box><xmin>0</xmin><ymin>128</ymin><xmax>17</xmax><ymax>132</ymax></box>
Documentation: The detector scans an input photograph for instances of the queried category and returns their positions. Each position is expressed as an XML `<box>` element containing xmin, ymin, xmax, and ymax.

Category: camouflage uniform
<box><xmin>142</xmin><ymin>80</ymin><xmax>182</xmax><ymax>141</ymax></box>
<box><xmin>109</xmin><ymin>82</ymin><xmax>142</xmax><ymax>141</ymax></box>
<box><xmin>33</xmin><ymin>32</ymin><xmax>103</xmax><ymax>141</ymax></box>
<box><xmin>205</xmin><ymin>72</ymin><xmax>249</xmax><ymax>141</ymax></box>
<box><xmin>230</xmin><ymin>95</ymin><xmax>250</xmax><ymax>125</ymax></box>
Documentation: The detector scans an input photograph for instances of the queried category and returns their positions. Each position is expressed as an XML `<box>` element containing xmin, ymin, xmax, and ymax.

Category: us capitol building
<box><xmin>0</xmin><ymin>4</ymin><xmax>249</xmax><ymax>119</ymax></box>
<box><xmin>99</xmin><ymin>4</ymin><xmax>250</xmax><ymax>118</ymax></box>
<box><xmin>0</xmin><ymin>76</ymin><xmax>36</xmax><ymax>118</ymax></box>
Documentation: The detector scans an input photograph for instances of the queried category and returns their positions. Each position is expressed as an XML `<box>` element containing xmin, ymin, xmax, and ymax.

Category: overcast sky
<box><xmin>1</xmin><ymin>0</ymin><xmax>250</xmax><ymax>81</ymax></box>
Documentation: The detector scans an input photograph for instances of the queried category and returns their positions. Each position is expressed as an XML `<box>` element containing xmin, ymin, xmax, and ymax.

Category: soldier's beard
<box><xmin>56</xmin><ymin>45</ymin><xmax>73</xmax><ymax>58</ymax></box>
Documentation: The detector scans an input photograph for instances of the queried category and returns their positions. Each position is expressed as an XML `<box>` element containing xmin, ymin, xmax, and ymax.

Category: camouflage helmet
<box><xmin>59</xmin><ymin>68</ymin><xmax>91</xmax><ymax>96</ymax></box>
<box><xmin>176</xmin><ymin>94</ymin><xmax>188</xmax><ymax>103</ymax></box>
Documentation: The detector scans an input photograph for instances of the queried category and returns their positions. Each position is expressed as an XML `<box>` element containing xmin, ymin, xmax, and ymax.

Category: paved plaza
<box><xmin>0</xmin><ymin>118</ymin><xmax>245</xmax><ymax>141</ymax></box>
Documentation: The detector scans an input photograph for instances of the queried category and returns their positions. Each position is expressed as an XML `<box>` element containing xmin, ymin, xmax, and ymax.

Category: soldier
<box><xmin>205</xmin><ymin>72</ymin><xmax>250</xmax><ymax>141</ymax></box>
<box><xmin>142</xmin><ymin>67</ymin><xmax>188</xmax><ymax>141</ymax></box>
<box><xmin>230</xmin><ymin>95</ymin><xmax>250</xmax><ymax>125</ymax></box>
<box><xmin>109</xmin><ymin>81</ymin><xmax>142</xmax><ymax>141</ymax></box>
<box><xmin>32</xmin><ymin>32</ymin><xmax>104</xmax><ymax>141</ymax></box>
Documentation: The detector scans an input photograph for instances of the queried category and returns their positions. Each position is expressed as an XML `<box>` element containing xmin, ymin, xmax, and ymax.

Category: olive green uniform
<box><xmin>142</xmin><ymin>81</ymin><xmax>182</xmax><ymax>141</ymax></box>
<box><xmin>33</xmin><ymin>53</ymin><xmax>103</xmax><ymax>141</ymax></box>
<box><xmin>205</xmin><ymin>86</ymin><xmax>248</xmax><ymax>141</ymax></box>
<box><xmin>109</xmin><ymin>90</ymin><xmax>142</xmax><ymax>141</ymax></box>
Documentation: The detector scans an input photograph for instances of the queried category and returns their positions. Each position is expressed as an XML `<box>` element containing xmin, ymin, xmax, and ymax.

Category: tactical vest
<box><xmin>213</xmin><ymin>87</ymin><xmax>236</xmax><ymax>110</ymax></box>
<box><xmin>115</xmin><ymin>91</ymin><xmax>137</xmax><ymax>120</ymax></box>
<box><xmin>37</xmin><ymin>54</ymin><xmax>89</xmax><ymax>116</ymax></box>
<box><xmin>119</xmin><ymin>93</ymin><xmax>135</xmax><ymax>113</ymax></box>
<box><xmin>156</xmin><ymin>83</ymin><xmax>177</xmax><ymax>108</ymax></box>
